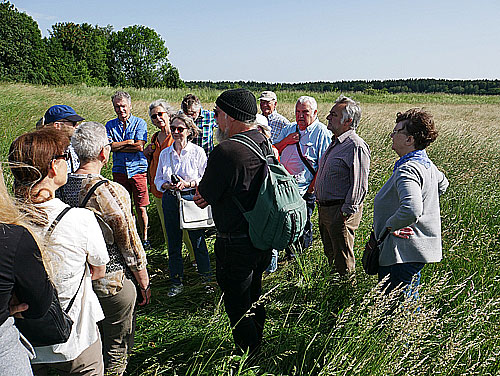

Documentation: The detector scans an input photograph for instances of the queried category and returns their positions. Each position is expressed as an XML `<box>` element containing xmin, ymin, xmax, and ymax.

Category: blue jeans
<box><xmin>378</xmin><ymin>262</ymin><xmax>425</xmax><ymax>299</ymax></box>
<box><xmin>265</xmin><ymin>249</ymin><xmax>278</xmax><ymax>273</ymax></box>
<box><xmin>162</xmin><ymin>191</ymin><xmax>211</xmax><ymax>285</ymax></box>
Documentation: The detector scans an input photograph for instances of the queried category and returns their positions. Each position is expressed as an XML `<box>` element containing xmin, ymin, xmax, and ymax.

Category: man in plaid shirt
<box><xmin>181</xmin><ymin>94</ymin><xmax>217</xmax><ymax>155</ymax></box>
<box><xmin>258</xmin><ymin>91</ymin><xmax>291</xmax><ymax>143</ymax></box>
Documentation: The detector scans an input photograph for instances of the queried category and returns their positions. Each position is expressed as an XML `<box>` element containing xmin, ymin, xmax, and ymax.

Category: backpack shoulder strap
<box><xmin>80</xmin><ymin>179</ymin><xmax>108</xmax><ymax>208</ymax></box>
<box><xmin>229</xmin><ymin>133</ymin><xmax>267</xmax><ymax>162</ymax></box>
<box><xmin>46</xmin><ymin>207</ymin><xmax>72</xmax><ymax>238</ymax></box>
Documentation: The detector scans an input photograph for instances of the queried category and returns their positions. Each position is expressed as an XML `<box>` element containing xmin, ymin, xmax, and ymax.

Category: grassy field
<box><xmin>1</xmin><ymin>82</ymin><xmax>500</xmax><ymax>375</ymax></box>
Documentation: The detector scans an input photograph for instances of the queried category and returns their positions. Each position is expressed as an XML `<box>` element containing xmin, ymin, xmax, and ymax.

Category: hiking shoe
<box><xmin>167</xmin><ymin>284</ymin><xmax>183</xmax><ymax>297</ymax></box>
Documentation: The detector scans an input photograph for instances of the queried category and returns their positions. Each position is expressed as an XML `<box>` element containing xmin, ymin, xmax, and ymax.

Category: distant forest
<box><xmin>186</xmin><ymin>79</ymin><xmax>500</xmax><ymax>95</ymax></box>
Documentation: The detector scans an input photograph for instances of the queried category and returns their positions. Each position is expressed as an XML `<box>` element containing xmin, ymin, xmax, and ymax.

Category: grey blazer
<box><xmin>373</xmin><ymin>159</ymin><xmax>449</xmax><ymax>266</ymax></box>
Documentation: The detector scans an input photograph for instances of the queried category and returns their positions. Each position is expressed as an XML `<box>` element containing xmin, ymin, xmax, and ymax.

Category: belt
<box><xmin>317</xmin><ymin>199</ymin><xmax>344</xmax><ymax>207</ymax></box>
<box><xmin>217</xmin><ymin>232</ymin><xmax>249</xmax><ymax>239</ymax></box>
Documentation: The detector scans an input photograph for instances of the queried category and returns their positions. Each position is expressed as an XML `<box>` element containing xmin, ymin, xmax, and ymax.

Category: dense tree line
<box><xmin>0</xmin><ymin>1</ymin><xmax>183</xmax><ymax>88</ymax></box>
<box><xmin>186</xmin><ymin>79</ymin><xmax>500</xmax><ymax>95</ymax></box>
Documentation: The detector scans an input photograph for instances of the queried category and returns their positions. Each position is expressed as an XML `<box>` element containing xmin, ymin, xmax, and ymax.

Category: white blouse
<box><xmin>154</xmin><ymin>142</ymin><xmax>207</xmax><ymax>193</ymax></box>
<box><xmin>30</xmin><ymin>198</ymin><xmax>109</xmax><ymax>363</ymax></box>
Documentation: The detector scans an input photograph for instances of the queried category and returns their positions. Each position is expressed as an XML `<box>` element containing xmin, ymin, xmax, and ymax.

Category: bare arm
<box><xmin>111</xmin><ymin>140</ymin><xmax>145</xmax><ymax>153</ymax></box>
<box><xmin>132</xmin><ymin>268</ymin><xmax>151</xmax><ymax>306</ymax></box>
<box><xmin>274</xmin><ymin>132</ymin><xmax>299</xmax><ymax>154</ymax></box>
<box><xmin>90</xmin><ymin>264</ymin><xmax>106</xmax><ymax>280</ymax></box>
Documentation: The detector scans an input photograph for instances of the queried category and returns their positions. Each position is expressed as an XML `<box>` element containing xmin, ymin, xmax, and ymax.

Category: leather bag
<box><xmin>177</xmin><ymin>191</ymin><xmax>215</xmax><ymax>230</ymax></box>
<box><xmin>362</xmin><ymin>228</ymin><xmax>389</xmax><ymax>275</ymax></box>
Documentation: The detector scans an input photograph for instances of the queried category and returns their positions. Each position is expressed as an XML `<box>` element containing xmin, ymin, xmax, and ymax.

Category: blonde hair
<box><xmin>0</xmin><ymin>165</ymin><xmax>52</xmax><ymax>277</ymax></box>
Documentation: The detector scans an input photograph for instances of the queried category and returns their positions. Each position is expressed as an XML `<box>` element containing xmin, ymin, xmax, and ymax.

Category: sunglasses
<box><xmin>151</xmin><ymin>112</ymin><xmax>166</xmax><ymax>120</ymax></box>
<box><xmin>171</xmin><ymin>126</ymin><xmax>187</xmax><ymax>133</ymax></box>
<box><xmin>52</xmin><ymin>151</ymin><xmax>70</xmax><ymax>161</ymax></box>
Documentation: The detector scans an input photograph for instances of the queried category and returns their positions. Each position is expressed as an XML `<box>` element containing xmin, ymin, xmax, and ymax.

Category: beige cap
<box><xmin>258</xmin><ymin>90</ymin><xmax>277</xmax><ymax>102</ymax></box>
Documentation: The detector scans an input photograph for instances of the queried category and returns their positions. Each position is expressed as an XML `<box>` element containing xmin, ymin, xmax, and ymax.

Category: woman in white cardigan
<box><xmin>373</xmin><ymin>109</ymin><xmax>448</xmax><ymax>295</ymax></box>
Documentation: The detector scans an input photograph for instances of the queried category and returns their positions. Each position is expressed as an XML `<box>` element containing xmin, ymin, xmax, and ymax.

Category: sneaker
<box><xmin>167</xmin><ymin>284</ymin><xmax>183</xmax><ymax>297</ymax></box>
<box><xmin>142</xmin><ymin>240</ymin><xmax>151</xmax><ymax>251</ymax></box>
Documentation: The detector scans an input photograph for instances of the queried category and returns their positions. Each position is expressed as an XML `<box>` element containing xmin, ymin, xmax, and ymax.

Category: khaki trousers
<box><xmin>318</xmin><ymin>204</ymin><xmax>363</xmax><ymax>275</ymax></box>
<box><xmin>32</xmin><ymin>336</ymin><xmax>104</xmax><ymax>376</ymax></box>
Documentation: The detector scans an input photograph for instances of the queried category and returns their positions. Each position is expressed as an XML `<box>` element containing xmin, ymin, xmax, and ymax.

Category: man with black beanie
<box><xmin>194</xmin><ymin>88</ymin><xmax>273</xmax><ymax>356</ymax></box>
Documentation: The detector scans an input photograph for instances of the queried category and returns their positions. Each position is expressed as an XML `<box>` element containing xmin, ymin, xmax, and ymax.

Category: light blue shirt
<box><xmin>105</xmin><ymin>115</ymin><xmax>148</xmax><ymax>178</ymax></box>
<box><xmin>275</xmin><ymin>119</ymin><xmax>332</xmax><ymax>195</ymax></box>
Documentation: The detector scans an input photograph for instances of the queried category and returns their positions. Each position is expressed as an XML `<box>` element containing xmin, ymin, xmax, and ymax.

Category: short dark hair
<box><xmin>181</xmin><ymin>94</ymin><xmax>201</xmax><ymax>113</ymax></box>
<box><xmin>396</xmin><ymin>108</ymin><xmax>438</xmax><ymax>150</ymax></box>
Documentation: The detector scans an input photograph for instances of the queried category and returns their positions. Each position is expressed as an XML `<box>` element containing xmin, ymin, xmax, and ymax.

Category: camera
<box><xmin>171</xmin><ymin>174</ymin><xmax>180</xmax><ymax>184</ymax></box>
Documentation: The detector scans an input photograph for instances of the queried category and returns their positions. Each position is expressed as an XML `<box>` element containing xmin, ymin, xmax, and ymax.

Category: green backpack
<box><xmin>230</xmin><ymin>133</ymin><xmax>307</xmax><ymax>250</ymax></box>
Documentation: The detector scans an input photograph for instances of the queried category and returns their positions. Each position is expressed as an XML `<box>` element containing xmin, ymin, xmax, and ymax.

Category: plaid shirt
<box><xmin>268</xmin><ymin>111</ymin><xmax>291</xmax><ymax>143</ymax></box>
<box><xmin>190</xmin><ymin>108</ymin><xmax>217</xmax><ymax>155</ymax></box>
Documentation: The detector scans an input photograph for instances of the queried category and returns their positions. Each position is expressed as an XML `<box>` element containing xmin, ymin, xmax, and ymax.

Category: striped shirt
<box><xmin>315</xmin><ymin>129</ymin><xmax>371</xmax><ymax>215</ymax></box>
<box><xmin>268</xmin><ymin>111</ymin><xmax>291</xmax><ymax>143</ymax></box>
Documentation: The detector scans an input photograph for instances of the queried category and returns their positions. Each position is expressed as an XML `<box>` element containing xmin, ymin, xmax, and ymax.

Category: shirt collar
<box><xmin>336</xmin><ymin>129</ymin><xmax>355</xmax><ymax>143</ymax></box>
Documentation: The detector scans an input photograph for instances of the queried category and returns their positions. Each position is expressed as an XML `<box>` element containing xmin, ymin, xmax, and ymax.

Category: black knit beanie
<box><xmin>216</xmin><ymin>88</ymin><xmax>257</xmax><ymax>122</ymax></box>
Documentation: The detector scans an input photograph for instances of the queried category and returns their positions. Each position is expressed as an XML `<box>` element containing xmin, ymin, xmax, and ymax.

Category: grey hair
<box><xmin>335</xmin><ymin>95</ymin><xmax>362</xmax><ymax>130</ymax></box>
<box><xmin>296</xmin><ymin>96</ymin><xmax>318</xmax><ymax>112</ymax></box>
<box><xmin>71</xmin><ymin>121</ymin><xmax>109</xmax><ymax>162</ymax></box>
<box><xmin>111</xmin><ymin>91</ymin><xmax>131</xmax><ymax>105</ymax></box>
<box><xmin>148</xmin><ymin>99</ymin><xmax>175</xmax><ymax>118</ymax></box>
<box><xmin>170</xmin><ymin>113</ymin><xmax>200</xmax><ymax>142</ymax></box>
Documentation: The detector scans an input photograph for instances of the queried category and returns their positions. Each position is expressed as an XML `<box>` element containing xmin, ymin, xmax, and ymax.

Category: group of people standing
<box><xmin>1</xmin><ymin>87</ymin><xmax>448</xmax><ymax>375</ymax></box>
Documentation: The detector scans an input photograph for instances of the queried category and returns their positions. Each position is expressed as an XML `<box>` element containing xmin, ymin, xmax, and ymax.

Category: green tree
<box><xmin>108</xmin><ymin>25</ymin><xmax>183</xmax><ymax>88</ymax></box>
<box><xmin>0</xmin><ymin>1</ymin><xmax>47</xmax><ymax>83</ymax></box>
<box><xmin>44</xmin><ymin>22</ymin><xmax>112</xmax><ymax>85</ymax></box>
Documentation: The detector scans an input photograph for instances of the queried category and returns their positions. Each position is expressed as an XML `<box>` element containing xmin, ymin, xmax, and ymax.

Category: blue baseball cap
<box><xmin>43</xmin><ymin>105</ymin><xmax>85</xmax><ymax>124</ymax></box>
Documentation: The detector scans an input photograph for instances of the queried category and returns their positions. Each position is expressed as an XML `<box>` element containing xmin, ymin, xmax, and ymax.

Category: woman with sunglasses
<box><xmin>9</xmin><ymin>127</ymin><xmax>109</xmax><ymax>375</ymax></box>
<box><xmin>154</xmin><ymin>113</ymin><xmax>212</xmax><ymax>297</ymax></box>
<box><xmin>143</xmin><ymin>100</ymin><xmax>196</xmax><ymax>264</ymax></box>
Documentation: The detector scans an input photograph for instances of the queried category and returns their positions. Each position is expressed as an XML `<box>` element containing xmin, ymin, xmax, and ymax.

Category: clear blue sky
<box><xmin>13</xmin><ymin>0</ymin><xmax>500</xmax><ymax>83</ymax></box>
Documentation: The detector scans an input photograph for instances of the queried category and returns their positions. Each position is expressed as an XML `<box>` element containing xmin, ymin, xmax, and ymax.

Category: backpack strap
<box><xmin>80</xmin><ymin>179</ymin><xmax>108</xmax><ymax>208</ymax></box>
<box><xmin>228</xmin><ymin>133</ymin><xmax>273</xmax><ymax>214</ymax></box>
<box><xmin>229</xmin><ymin>133</ymin><xmax>274</xmax><ymax>163</ymax></box>
<box><xmin>46</xmin><ymin>207</ymin><xmax>72</xmax><ymax>238</ymax></box>
<box><xmin>45</xmin><ymin>207</ymin><xmax>86</xmax><ymax>313</ymax></box>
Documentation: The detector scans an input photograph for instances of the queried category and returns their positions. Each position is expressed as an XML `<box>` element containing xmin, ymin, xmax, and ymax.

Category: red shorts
<box><xmin>113</xmin><ymin>172</ymin><xmax>150</xmax><ymax>207</ymax></box>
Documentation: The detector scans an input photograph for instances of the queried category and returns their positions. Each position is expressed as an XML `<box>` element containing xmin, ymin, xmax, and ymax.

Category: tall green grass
<box><xmin>2</xmin><ymin>82</ymin><xmax>500</xmax><ymax>375</ymax></box>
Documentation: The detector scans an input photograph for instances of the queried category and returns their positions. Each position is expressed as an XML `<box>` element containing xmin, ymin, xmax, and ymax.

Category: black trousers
<box><xmin>215</xmin><ymin>236</ymin><xmax>272</xmax><ymax>354</ymax></box>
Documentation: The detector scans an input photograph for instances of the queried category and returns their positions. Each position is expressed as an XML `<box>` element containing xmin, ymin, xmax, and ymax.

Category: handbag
<box><xmin>176</xmin><ymin>191</ymin><xmax>215</xmax><ymax>230</ymax></box>
<box><xmin>15</xmin><ymin>207</ymin><xmax>85</xmax><ymax>347</ymax></box>
<box><xmin>168</xmin><ymin>150</ymin><xmax>215</xmax><ymax>230</ymax></box>
<box><xmin>362</xmin><ymin>227</ymin><xmax>390</xmax><ymax>275</ymax></box>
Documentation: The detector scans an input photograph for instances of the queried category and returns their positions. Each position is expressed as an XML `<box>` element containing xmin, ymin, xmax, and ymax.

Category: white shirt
<box><xmin>154</xmin><ymin>142</ymin><xmax>207</xmax><ymax>193</ymax></box>
<box><xmin>31</xmin><ymin>198</ymin><xmax>109</xmax><ymax>363</ymax></box>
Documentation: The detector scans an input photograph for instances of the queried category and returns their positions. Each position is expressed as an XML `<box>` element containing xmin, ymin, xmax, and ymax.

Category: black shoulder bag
<box><xmin>15</xmin><ymin>207</ymin><xmax>85</xmax><ymax>347</ymax></box>
<box><xmin>362</xmin><ymin>227</ymin><xmax>390</xmax><ymax>275</ymax></box>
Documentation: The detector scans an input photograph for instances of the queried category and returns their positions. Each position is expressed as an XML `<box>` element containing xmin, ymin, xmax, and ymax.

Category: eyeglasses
<box><xmin>52</xmin><ymin>151</ymin><xmax>70</xmax><ymax>161</ymax></box>
<box><xmin>151</xmin><ymin>112</ymin><xmax>166</xmax><ymax>120</ymax></box>
<box><xmin>390</xmin><ymin>128</ymin><xmax>407</xmax><ymax>137</ymax></box>
<box><xmin>171</xmin><ymin>126</ymin><xmax>187</xmax><ymax>133</ymax></box>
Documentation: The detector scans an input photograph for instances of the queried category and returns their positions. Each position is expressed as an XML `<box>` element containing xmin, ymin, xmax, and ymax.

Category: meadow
<box><xmin>1</xmin><ymin>82</ymin><xmax>500</xmax><ymax>375</ymax></box>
